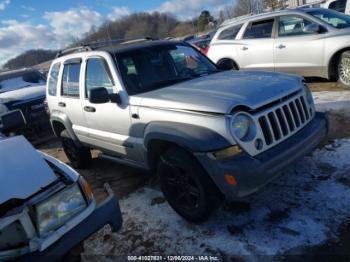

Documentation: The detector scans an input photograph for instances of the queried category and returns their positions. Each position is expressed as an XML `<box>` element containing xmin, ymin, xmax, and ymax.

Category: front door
<box><xmin>274</xmin><ymin>15</ymin><xmax>326</xmax><ymax>77</ymax></box>
<box><xmin>81</xmin><ymin>54</ymin><xmax>138</xmax><ymax>159</ymax></box>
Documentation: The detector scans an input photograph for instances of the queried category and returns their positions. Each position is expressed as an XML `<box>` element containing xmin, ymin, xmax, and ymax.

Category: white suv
<box><xmin>208</xmin><ymin>8</ymin><xmax>350</xmax><ymax>87</ymax></box>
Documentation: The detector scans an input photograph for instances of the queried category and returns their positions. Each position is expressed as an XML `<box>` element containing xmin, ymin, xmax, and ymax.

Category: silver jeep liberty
<box><xmin>47</xmin><ymin>39</ymin><xmax>328</xmax><ymax>222</ymax></box>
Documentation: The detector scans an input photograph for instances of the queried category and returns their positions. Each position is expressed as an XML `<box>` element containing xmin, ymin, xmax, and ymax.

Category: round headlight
<box><xmin>232</xmin><ymin>114</ymin><xmax>250</xmax><ymax>140</ymax></box>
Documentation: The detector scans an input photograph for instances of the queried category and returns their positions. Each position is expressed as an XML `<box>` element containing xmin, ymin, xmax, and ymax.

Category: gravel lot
<box><xmin>36</xmin><ymin>79</ymin><xmax>350</xmax><ymax>260</ymax></box>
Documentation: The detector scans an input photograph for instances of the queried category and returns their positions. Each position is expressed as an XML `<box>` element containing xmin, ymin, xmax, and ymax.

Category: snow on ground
<box><xmin>83</xmin><ymin>138</ymin><xmax>350</xmax><ymax>260</ymax></box>
<box><xmin>313</xmin><ymin>91</ymin><xmax>350</xmax><ymax>113</ymax></box>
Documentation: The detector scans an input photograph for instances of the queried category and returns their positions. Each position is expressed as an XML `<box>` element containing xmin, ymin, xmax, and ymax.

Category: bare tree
<box><xmin>263</xmin><ymin>0</ymin><xmax>285</xmax><ymax>10</ymax></box>
<box><xmin>223</xmin><ymin>0</ymin><xmax>263</xmax><ymax>19</ymax></box>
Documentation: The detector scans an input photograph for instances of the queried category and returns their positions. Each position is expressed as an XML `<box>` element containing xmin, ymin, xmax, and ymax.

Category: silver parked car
<box><xmin>208</xmin><ymin>8</ymin><xmax>350</xmax><ymax>87</ymax></box>
<box><xmin>47</xmin><ymin>39</ymin><xmax>327</xmax><ymax>222</ymax></box>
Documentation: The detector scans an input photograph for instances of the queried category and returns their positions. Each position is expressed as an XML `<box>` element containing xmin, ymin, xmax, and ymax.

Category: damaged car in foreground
<box><xmin>0</xmin><ymin>111</ymin><xmax>122</xmax><ymax>260</ymax></box>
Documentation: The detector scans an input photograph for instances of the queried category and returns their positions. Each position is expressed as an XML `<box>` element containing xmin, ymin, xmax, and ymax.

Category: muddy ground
<box><xmin>36</xmin><ymin>79</ymin><xmax>350</xmax><ymax>260</ymax></box>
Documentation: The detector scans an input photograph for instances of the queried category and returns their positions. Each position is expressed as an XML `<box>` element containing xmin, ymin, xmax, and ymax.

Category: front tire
<box><xmin>60</xmin><ymin>130</ymin><xmax>92</xmax><ymax>169</ymax></box>
<box><xmin>338</xmin><ymin>51</ymin><xmax>350</xmax><ymax>88</ymax></box>
<box><xmin>157</xmin><ymin>146</ymin><xmax>223</xmax><ymax>222</ymax></box>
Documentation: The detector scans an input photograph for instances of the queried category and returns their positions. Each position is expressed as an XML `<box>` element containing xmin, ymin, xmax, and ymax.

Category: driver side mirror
<box><xmin>88</xmin><ymin>87</ymin><xmax>121</xmax><ymax>104</ymax></box>
<box><xmin>303</xmin><ymin>23</ymin><xmax>322</xmax><ymax>34</ymax></box>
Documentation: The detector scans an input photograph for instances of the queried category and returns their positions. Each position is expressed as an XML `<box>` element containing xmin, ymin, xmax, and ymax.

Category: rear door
<box><xmin>274</xmin><ymin>15</ymin><xmax>325</xmax><ymax>77</ymax></box>
<box><xmin>236</xmin><ymin>18</ymin><xmax>275</xmax><ymax>71</ymax></box>
<box><xmin>58</xmin><ymin>57</ymin><xmax>90</xmax><ymax>143</ymax></box>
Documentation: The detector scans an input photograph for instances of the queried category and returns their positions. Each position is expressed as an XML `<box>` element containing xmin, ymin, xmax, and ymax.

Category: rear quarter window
<box><xmin>48</xmin><ymin>63</ymin><xmax>60</xmax><ymax>96</ymax></box>
<box><xmin>217</xmin><ymin>24</ymin><xmax>242</xmax><ymax>40</ymax></box>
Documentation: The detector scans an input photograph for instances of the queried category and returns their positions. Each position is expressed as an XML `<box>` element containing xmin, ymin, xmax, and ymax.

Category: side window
<box><xmin>48</xmin><ymin>63</ymin><xmax>60</xmax><ymax>96</ymax></box>
<box><xmin>243</xmin><ymin>19</ymin><xmax>274</xmax><ymax>39</ymax></box>
<box><xmin>278</xmin><ymin>16</ymin><xmax>313</xmax><ymax>37</ymax></box>
<box><xmin>85</xmin><ymin>58</ymin><xmax>114</xmax><ymax>97</ymax></box>
<box><xmin>61</xmin><ymin>63</ymin><xmax>81</xmax><ymax>97</ymax></box>
<box><xmin>218</xmin><ymin>24</ymin><xmax>242</xmax><ymax>40</ymax></box>
<box><xmin>329</xmin><ymin>0</ymin><xmax>346</xmax><ymax>12</ymax></box>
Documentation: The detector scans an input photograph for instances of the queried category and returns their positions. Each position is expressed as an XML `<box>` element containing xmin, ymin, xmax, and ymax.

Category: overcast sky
<box><xmin>0</xmin><ymin>0</ymin><xmax>233</xmax><ymax>66</ymax></box>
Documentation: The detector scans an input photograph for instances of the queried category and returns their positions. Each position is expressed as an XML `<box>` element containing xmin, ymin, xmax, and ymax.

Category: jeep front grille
<box><xmin>257</xmin><ymin>94</ymin><xmax>314</xmax><ymax>147</ymax></box>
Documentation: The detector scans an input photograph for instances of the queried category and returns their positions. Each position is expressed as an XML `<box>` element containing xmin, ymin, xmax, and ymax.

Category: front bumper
<box><xmin>196</xmin><ymin>112</ymin><xmax>328</xmax><ymax>199</ymax></box>
<box><xmin>20</xmin><ymin>184</ymin><xmax>122</xmax><ymax>261</ymax></box>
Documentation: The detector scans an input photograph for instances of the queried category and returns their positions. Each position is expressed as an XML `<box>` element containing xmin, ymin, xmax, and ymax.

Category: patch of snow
<box><xmin>83</xmin><ymin>139</ymin><xmax>350</xmax><ymax>259</ymax></box>
<box><xmin>313</xmin><ymin>91</ymin><xmax>350</xmax><ymax>112</ymax></box>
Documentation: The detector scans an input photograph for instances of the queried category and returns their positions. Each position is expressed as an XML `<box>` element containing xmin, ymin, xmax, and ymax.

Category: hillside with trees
<box><xmin>3</xmin><ymin>49</ymin><xmax>57</xmax><ymax>70</ymax></box>
<box><xmin>3</xmin><ymin>0</ymin><xmax>284</xmax><ymax>70</ymax></box>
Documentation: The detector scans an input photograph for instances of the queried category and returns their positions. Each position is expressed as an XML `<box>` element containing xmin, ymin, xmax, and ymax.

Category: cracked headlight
<box><xmin>35</xmin><ymin>184</ymin><xmax>87</xmax><ymax>236</ymax></box>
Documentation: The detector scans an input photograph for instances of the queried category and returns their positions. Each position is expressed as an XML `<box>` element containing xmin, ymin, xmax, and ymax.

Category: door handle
<box><xmin>84</xmin><ymin>106</ymin><xmax>96</xmax><ymax>112</ymax></box>
<box><xmin>241</xmin><ymin>46</ymin><xmax>248</xmax><ymax>51</ymax></box>
<box><xmin>58</xmin><ymin>102</ymin><xmax>66</xmax><ymax>107</ymax></box>
<box><xmin>276</xmin><ymin>44</ymin><xmax>286</xmax><ymax>49</ymax></box>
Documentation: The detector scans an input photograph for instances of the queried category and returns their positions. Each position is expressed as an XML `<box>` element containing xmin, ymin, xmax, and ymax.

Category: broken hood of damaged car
<box><xmin>0</xmin><ymin>136</ymin><xmax>57</xmax><ymax>206</ymax></box>
<box><xmin>134</xmin><ymin>71</ymin><xmax>303</xmax><ymax>114</ymax></box>
<box><xmin>0</xmin><ymin>85</ymin><xmax>46</xmax><ymax>103</ymax></box>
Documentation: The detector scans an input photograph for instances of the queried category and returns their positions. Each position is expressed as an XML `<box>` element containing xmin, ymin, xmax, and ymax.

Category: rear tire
<box><xmin>157</xmin><ymin>146</ymin><xmax>223</xmax><ymax>222</ymax></box>
<box><xmin>337</xmin><ymin>51</ymin><xmax>350</xmax><ymax>88</ymax></box>
<box><xmin>60</xmin><ymin>130</ymin><xmax>91</xmax><ymax>169</ymax></box>
<box><xmin>217</xmin><ymin>59</ymin><xmax>238</xmax><ymax>71</ymax></box>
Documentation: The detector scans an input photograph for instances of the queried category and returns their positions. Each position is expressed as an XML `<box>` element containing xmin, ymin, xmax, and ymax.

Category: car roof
<box><xmin>55</xmin><ymin>39</ymin><xmax>187</xmax><ymax>60</ymax></box>
<box><xmin>220</xmin><ymin>7</ymin><xmax>324</xmax><ymax>27</ymax></box>
<box><xmin>97</xmin><ymin>39</ymin><xmax>185</xmax><ymax>54</ymax></box>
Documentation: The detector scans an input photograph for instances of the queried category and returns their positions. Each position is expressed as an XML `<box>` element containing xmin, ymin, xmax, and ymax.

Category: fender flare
<box><xmin>144</xmin><ymin>121</ymin><xmax>231</xmax><ymax>152</ymax></box>
<box><xmin>50</xmin><ymin>112</ymin><xmax>82</xmax><ymax>146</ymax></box>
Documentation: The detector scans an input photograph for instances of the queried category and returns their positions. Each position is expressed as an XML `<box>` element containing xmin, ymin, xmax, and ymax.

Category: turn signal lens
<box><xmin>79</xmin><ymin>176</ymin><xmax>94</xmax><ymax>203</ymax></box>
<box><xmin>224</xmin><ymin>174</ymin><xmax>237</xmax><ymax>186</ymax></box>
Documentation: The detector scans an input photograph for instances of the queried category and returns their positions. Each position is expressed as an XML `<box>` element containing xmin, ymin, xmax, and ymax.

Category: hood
<box><xmin>135</xmin><ymin>71</ymin><xmax>303</xmax><ymax>114</ymax></box>
<box><xmin>0</xmin><ymin>136</ymin><xmax>57</xmax><ymax>206</ymax></box>
<box><xmin>0</xmin><ymin>85</ymin><xmax>46</xmax><ymax>104</ymax></box>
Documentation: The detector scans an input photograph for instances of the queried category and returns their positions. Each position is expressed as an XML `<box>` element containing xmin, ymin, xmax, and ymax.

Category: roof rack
<box><xmin>55</xmin><ymin>37</ymin><xmax>158</xmax><ymax>58</ymax></box>
<box><xmin>55</xmin><ymin>46</ymin><xmax>92</xmax><ymax>58</ymax></box>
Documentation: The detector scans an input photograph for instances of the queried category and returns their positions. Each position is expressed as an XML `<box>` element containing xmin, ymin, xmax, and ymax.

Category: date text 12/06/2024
<box><xmin>127</xmin><ymin>256</ymin><xmax>220</xmax><ymax>261</ymax></box>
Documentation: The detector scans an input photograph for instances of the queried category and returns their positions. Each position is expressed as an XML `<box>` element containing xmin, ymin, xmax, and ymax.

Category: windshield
<box><xmin>0</xmin><ymin>71</ymin><xmax>46</xmax><ymax>94</ymax></box>
<box><xmin>306</xmin><ymin>9</ymin><xmax>350</xmax><ymax>29</ymax></box>
<box><xmin>115</xmin><ymin>43</ymin><xmax>218</xmax><ymax>95</ymax></box>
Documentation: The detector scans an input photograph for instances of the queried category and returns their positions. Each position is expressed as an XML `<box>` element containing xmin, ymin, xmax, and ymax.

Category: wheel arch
<box><xmin>144</xmin><ymin>121</ymin><xmax>231</xmax><ymax>171</ymax></box>
<box><xmin>50</xmin><ymin>113</ymin><xmax>82</xmax><ymax>146</ymax></box>
<box><xmin>217</xmin><ymin>57</ymin><xmax>240</xmax><ymax>70</ymax></box>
